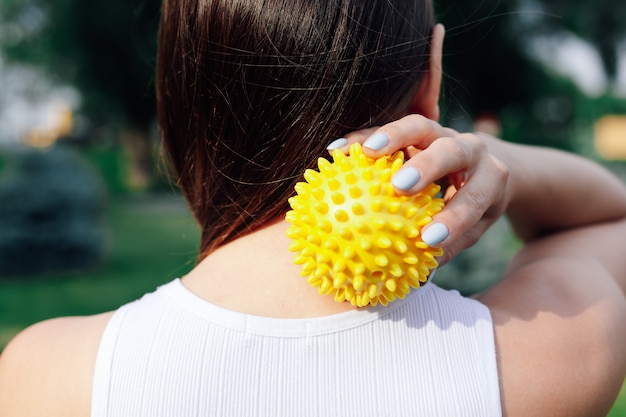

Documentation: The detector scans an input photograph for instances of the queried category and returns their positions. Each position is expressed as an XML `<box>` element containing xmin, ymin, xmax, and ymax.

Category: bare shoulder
<box><xmin>479</xmin><ymin>221</ymin><xmax>626</xmax><ymax>417</ymax></box>
<box><xmin>0</xmin><ymin>312</ymin><xmax>114</xmax><ymax>417</ymax></box>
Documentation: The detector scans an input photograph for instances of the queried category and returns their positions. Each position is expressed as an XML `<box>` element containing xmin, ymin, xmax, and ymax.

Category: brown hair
<box><xmin>157</xmin><ymin>0</ymin><xmax>435</xmax><ymax>260</ymax></box>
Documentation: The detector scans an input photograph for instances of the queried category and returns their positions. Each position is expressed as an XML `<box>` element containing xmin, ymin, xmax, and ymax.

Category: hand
<box><xmin>327</xmin><ymin>114</ymin><xmax>510</xmax><ymax>265</ymax></box>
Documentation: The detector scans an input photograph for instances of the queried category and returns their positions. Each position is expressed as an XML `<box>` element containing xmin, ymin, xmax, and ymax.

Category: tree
<box><xmin>540</xmin><ymin>0</ymin><xmax>626</xmax><ymax>82</ymax></box>
<box><xmin>435</xmin><ymin>0</ymin><xmax>624</xmax><ymax>151</ymax></box>
<box><xmin>436</xmin><ymin>0</ymin><xmax>539</xmax><ymax>120</ymax></box>
<box><xmin>1</xmin><ymin>0</ymin><xmax>162</xmax><ymax>186</ymax></box>
<box><xmin>2</xmin><ymin>0</ymin><xmax>621</xmax><ymax>157</ymax></box>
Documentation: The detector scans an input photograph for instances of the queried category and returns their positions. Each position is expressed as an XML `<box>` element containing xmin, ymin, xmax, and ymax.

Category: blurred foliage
<box><xmin>436</xmin><ymin>217</ymin><xmax>519</xmax><ymax>296</ymax></box>
<box><xmin>1</xmin><ymin>0</ymin><xmax>161</xmax><ymax>131</ymax></box>
<box><xmin>437</xmin><ymin>1</ymin><xmax>538</xmax><ymax>120</ymax></box>
<box><xmin>1</xmin><ymin>0</ymin><xmax>624</xmax><ymax>158</ymax></box>
<box><xmin>75</xmin><ymin>143</ymin><xmax>177</xmax><ymax>195</ymax></box>
<box><xmin>0</xmin><ymin>146</ymin><xmax>107</xmax><ymax>278</ymax></box>
<box><xmin>435</xmin><ymin>0</ymin><xmax>626</xmax><ymax>152</ymax></box>
<box><xmin>78</xmin><ymin>145</ymin><xmax>131</xmax><ymax>195</ymax></box>
<box><xmin>540</xmin><ymin>0</ymin><xmax>626</xmax><ymax>80</ymax></box>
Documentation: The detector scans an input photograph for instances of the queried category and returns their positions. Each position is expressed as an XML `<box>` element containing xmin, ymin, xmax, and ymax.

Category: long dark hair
<box><xmin>157</xmin><ymin>0</ymin><xmax>435</xmax><ymax>260</ymax></box>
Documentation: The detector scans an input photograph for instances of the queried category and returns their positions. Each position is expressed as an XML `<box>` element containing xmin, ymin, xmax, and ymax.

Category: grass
<box><xmin>611</xmin><ymin>384</ymin><xmax>626</xmax><ymax>417</ymax></box>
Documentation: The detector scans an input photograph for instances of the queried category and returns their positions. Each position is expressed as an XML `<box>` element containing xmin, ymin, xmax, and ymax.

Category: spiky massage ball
<box><xmin>286</xmin><ymin>143</ymin><xmax>445</xmax><ymax>307</ymax></box>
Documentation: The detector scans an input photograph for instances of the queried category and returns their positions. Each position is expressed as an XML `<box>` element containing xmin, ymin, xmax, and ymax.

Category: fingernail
<box><xmin>327</xmin><ymin>138</ymin><xmax>348</xmax><ymax>151</ymax></box>
<box><xmin>421</xmin><ymin>222</ymin><xmax>449</xmax><ymax>247</ymax></box>
<box><xmin>363</xmin><ymin>132</ymin><xmax>389</xmax><ymax>151</ymax></box>
<box><xmin>392</xmin><ymin>167</ymin><xmax>420</xmax><ymax>191</ymax></box>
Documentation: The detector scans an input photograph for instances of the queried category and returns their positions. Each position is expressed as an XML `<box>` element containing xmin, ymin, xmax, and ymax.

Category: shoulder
<box><xmin>479</xmin><ymin>227</ymin><xmax>626</xmax><ymax>417</ymax></box>
<box><xmin>0</xmin><ymin>312</ymin><xmax>114</xmax><ymax>417</ymax></box>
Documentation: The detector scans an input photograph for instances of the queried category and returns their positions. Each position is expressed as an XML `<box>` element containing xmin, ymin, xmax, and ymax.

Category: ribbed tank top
<box><xmin>91</xmin><ymin>279</ymin><xmax>501</xmax><ymax>417</ymax></box>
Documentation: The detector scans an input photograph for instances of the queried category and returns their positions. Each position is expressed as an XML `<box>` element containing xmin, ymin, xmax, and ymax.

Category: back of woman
<box><xmin>91</xmin><ymin>279</ymin><xmax>500</xmax><ymax>416</ymax></box>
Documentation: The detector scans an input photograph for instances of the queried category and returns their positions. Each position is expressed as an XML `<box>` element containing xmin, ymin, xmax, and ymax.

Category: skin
<box><xmin>2</xmin><ymin>24</ymin><xmax>626</xmax><ymax>417</ymax></box>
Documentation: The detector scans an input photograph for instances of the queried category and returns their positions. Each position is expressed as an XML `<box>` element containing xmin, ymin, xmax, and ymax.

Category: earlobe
<box><xmin>406</xmin><ymin>24</ymin><xmax>445</xmax><ymax>121</ymax></box>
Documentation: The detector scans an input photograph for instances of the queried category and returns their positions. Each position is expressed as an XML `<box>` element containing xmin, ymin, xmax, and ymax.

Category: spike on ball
<box><xmin>286</xmin><ymin>143</ymin><xmax>444</xmax><ymax>307</ymax></box>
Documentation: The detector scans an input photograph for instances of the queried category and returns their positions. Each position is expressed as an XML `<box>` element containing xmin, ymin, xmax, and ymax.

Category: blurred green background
<box><xmin>1</xmin><ymin>0</ymin><xmax>626</xmax><ymax>413</ymax></box>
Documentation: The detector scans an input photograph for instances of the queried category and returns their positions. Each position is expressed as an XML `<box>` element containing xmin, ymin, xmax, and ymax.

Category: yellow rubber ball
<box><xmin>286</xmin><ymin>143</ymin><xmax>445</xmax><ymax>307</ymax></box>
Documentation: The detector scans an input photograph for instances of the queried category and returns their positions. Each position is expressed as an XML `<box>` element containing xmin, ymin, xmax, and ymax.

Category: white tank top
<box><xmin>91</xmin><ymin>279</ymin><xmax>501</xmax><ymax>417</ymax></box>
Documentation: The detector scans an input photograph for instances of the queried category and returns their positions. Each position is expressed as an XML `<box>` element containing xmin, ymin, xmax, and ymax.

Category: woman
<box><xmin>2</xmin><ymin>0</ymin><xmax>626</xmax><ymax>415</ymax></box>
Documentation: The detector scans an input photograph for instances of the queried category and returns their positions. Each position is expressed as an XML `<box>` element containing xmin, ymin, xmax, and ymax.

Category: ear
<box><xmin>406</xmin><ymin>24</ymin><xmax>445</xmax><ymax>121</ymax></box>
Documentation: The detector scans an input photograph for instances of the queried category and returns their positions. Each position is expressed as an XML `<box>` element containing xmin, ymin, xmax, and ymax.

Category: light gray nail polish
<box><xmin>363</xmin><ymin>132</ymin><xmax>389</xmax><ymax>151</ymax></box>
<box><xmin>327</xmin><ymin>138</ymin><xmax>348</xmax><ymax>151</ymax></box>
<box><xmin>421</xmin><ymin>223</ymin><xmax>449</xmax><ymax>247</ymax></box>
<box><xmin>392</xmin><ymin>168</ymin><xmax>420</xmax><ymax>191</ymax></box>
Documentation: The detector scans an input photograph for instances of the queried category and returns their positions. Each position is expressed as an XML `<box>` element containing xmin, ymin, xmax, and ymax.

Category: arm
<box><xmin>483</xmin><ymin>135</ymin><xmax>626</xmax><ymax>241</ymax></box>
<box><xmin>477</xmin><ymin>136</ymin><xmax>626</xmax><ymax>417</ymax></box>
<box><xmin>480</xmin><ymin>216</ymin><xmax>626</xmax><ymax>417</ymax></box>
<box><xmin>336</xmin><ymin>115</ymin><xmax>626</xmax><ymax>416</ymax></box>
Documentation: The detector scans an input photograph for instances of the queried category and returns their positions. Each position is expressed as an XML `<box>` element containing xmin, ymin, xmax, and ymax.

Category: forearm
<box><xmin>485</xmin><ymin>136</ymin><xmax>626</xmax><ymax>241</ymax></box>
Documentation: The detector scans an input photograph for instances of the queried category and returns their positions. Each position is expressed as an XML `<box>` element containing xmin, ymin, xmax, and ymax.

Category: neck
<box><xmin>182</xmin><ymin>219</ymin><xmax>357</xmax><ymax>317</ymax></box>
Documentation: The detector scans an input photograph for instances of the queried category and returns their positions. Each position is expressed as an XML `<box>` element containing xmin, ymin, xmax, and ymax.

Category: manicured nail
<box><xmin>421</xmin><ymin>222</ymin><xmax>449</xmax><ymax>247</ymax></box>
<box><xmin>363</xmin><ymin>132</ymin><xmax>389</xmax><ymax>151</ymax></box>
<box><xmin>327</xmin><ymin>138</ymin><xmax>348</xmax><ymax>151</ymax></box>
<box><xmin>392</xmin><ymin>167</ymin><xmax>420</xmax><ymax>191</ymax></box>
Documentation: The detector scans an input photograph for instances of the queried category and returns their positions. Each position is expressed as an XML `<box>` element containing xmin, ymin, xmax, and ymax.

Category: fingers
<box><xmin>327</xmin><ymin>115</ymin><xmax>465</xmax><ymax>195</ymax></box>
<box><xmin>326</xmin><ymin>114</ymin><xmax>457</xmax><ymax>154</ymax></box>
<box><xmin>391</xmin><ymin>134</ymin><xmax>482</xmax><ymax>194</ymax></box>
<box><xmin>327</xmin><ymin>116</ymin><xmax>510</xmax><ymax>256</ymax></box>
<box><xmin>361</xmin><ymin>115</ymin><xmax>457</xmax><ymax>155</ymax></box>
<box><xmin>423</xmin><ymin>154</ymin><xmax>508</xmax><ymax>248</ymax></box>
